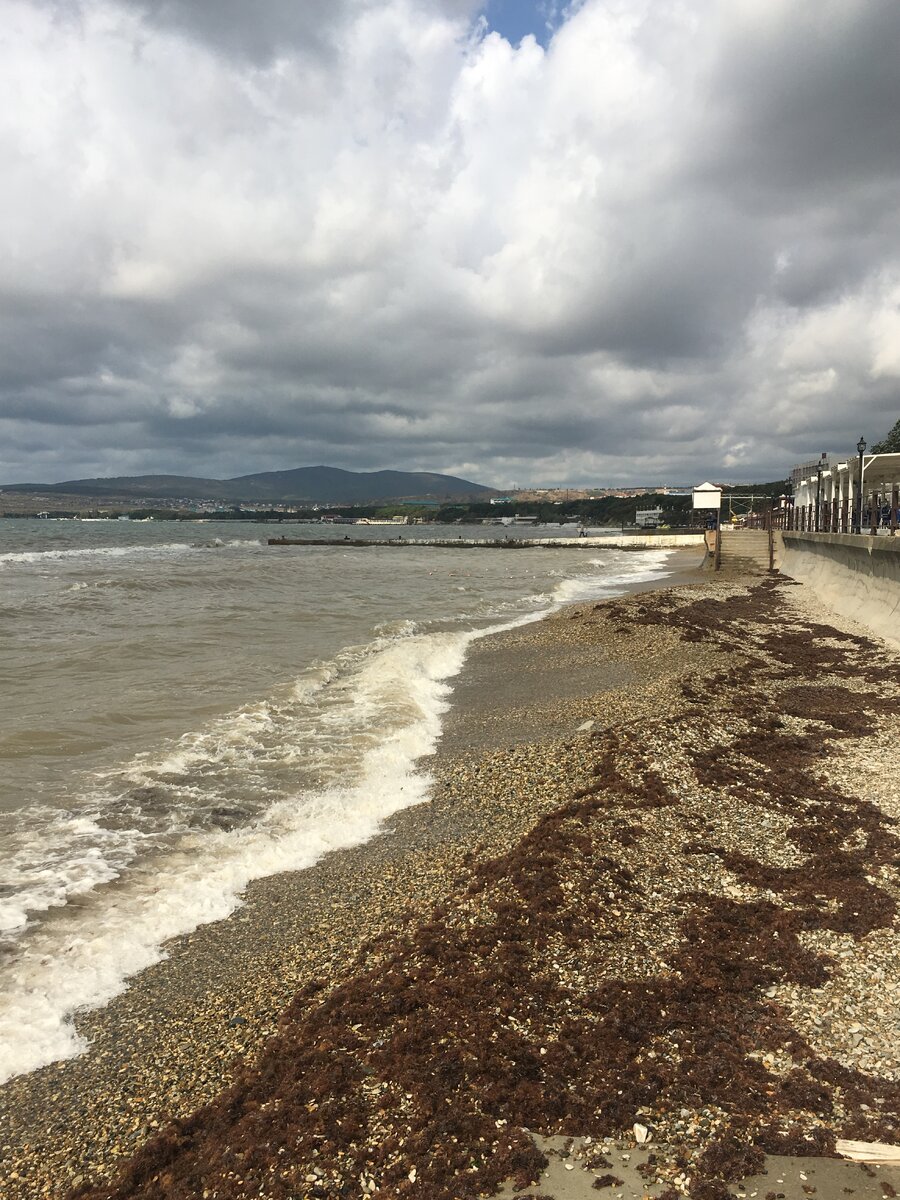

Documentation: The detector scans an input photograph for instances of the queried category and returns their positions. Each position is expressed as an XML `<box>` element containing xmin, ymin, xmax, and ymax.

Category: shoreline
<box><xmin>3</xmin><ymin>551</ymin><xmax>900</xmax><ymax>1199</ymax></box>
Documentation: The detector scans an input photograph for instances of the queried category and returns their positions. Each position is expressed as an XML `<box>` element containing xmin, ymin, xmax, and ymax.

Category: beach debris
<box><xmin>577</xmin><ymin>719</ymin><xmax>595</xmax><ymax>732</ymax></box>
<box><xmin>633</xmin><ymin>1122</ymin><xmax>651</xmax><ymax>1144</ymax></box>
<box><xmin>835</xmin><ymin>1139</ymin><xmax>900</xmax><ymax>1164</ymax></box>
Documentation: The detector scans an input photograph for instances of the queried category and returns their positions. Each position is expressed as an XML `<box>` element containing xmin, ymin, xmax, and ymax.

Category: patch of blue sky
<box><xmin>480</xmin><ymin>0</ymin><xmax>583</xmax><ymax>47</ymax></box>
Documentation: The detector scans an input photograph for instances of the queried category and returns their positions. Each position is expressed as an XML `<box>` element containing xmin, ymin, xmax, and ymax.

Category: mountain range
<box><xmin>1</xmin><ymin>466</ymin><xmax>496</xmax><ymax>506</ymax></box>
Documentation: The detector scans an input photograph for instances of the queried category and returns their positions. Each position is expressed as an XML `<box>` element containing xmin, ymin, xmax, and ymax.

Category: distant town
<box><xmin>0</xmin><ymin>480</ymin><xmax>784</xmax><ymax>531</ymax></box>
<box><xmin>2</xmin><ymin>483</ymin><xmax>686</xmax><ymax>512</ymax></box>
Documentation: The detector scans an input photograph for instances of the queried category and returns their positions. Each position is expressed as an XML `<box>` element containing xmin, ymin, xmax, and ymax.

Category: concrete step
<box><xmin>721</xmin><ymin>562</ymin><xmax>771</xmax><ymax>573</ymax></box>
<box><xmin>719</xmin><ymin>548</ymin><xmax>771</xmax><ymax>562</ymax></box>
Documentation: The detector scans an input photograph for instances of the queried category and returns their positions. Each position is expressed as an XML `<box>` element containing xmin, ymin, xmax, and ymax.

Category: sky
<box><xmin>1</xmin><ymin>0</ymin><xmax>899</xmax><ymax>489</ymax></box>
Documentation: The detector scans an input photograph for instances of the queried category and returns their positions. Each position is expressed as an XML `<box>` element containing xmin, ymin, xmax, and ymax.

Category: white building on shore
<box><xmin>635</xmin><ymin>506</ymin><xmax>664</xmax><ymax>528</ymax></box>
<box><xmin>790</xmin><ymin>450</ymin><xmax>900</xmax><ymax>534</ymax></box>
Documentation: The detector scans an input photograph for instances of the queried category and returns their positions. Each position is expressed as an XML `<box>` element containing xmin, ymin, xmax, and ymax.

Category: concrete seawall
<box><xmin>780</xmin><ymin>532</ymin><xmax>900</xmax><ymax>650</ymax></box>
<box><xmin>269</xmin><ymin>533</ymin><xmax>706</xmax><ymax>550</ymax></box>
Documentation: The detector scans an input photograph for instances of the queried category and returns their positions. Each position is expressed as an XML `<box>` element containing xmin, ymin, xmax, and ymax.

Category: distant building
<box><xmin>791</xmin><ymin>453</ymin><xmax>830</xmax><ymax>488</ymax></box>
<box><xmin>635</xmin><ymin>506</ymin><xmax>664</xmax><ymax>528</ymax></box>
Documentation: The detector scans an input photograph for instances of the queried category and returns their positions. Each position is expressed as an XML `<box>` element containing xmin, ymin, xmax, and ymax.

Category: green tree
<box><xmin>872</xmin><ymin>417</ymin><xmax>900</xmax><ymax>453</ymax></box>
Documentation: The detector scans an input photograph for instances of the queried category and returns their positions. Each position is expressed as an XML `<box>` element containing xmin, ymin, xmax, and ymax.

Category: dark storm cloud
<box><xmin>104</xmin><ymin>0</ymin><xmax>479</xmax><ymax>63</ymax></box>
<box><xmin>700</xmin><ymin>1</ymin><xmax>900</xmax><ymax>201</ymax></box>
<box><xmin>2</xmin><ymin>0</ymin><xmax>899</xmax><ymax>487</ymax></box>
<box><xmin>121</xmin><ymin>0</ymin><xmax>355</xmax><ymax>62</ymax></box>
<box><xmin>518</xmin><ymin>204</ymin><xmax>769</xmax><ymax>366</ymax></box>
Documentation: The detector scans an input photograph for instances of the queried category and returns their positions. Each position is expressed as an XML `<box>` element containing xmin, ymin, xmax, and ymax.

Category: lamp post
<box><xmin>815</xmin><ymin>460</ymin><xmax>823</xmax><ymax>532</ymax></box>
<box><xmin>855</xmin><ymin>437</ymin><xmax>866</xmax><ymax>534</ymax></box>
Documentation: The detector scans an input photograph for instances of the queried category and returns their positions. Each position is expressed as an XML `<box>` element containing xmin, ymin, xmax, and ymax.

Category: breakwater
<box><xmin>268</xmin><ymin>533</ymin><xmax>705</xmax><ymax>549</ymax></box>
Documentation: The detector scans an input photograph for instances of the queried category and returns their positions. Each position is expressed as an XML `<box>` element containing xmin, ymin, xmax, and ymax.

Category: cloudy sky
<box><xmin>2</xmin><ymin>0</ymin><xmax>899</xmax><ymax>488</ymax></box>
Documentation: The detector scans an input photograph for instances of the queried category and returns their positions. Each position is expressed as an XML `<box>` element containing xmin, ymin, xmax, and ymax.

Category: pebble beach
<box><xmin>3</xmin><ymin>557</ymin><xmax>900</xmax><ymax>1200</ymax></box>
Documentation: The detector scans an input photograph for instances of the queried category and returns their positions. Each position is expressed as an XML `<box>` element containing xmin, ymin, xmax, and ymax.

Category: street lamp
<box><xmin>815</xmin><ymin>459</ymin><xmax>823</xmax><ymax>532</ymax></box>
<box><xmin>855</xmin><ymin>437</ymin><xmax>866</xmax><ymax>534</ymax></box>
<box><xmin>785</xmin><ymin>477</ymin><xmax>794</xmax><ymax>530</ymax></box>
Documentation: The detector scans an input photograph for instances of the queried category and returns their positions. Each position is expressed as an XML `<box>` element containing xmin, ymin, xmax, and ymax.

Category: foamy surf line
<box><xmin>0</xmin><ymin>549</ymin><xmax>679</xmax><ymax>1085</ymax></box>
<box><xmin>0</xmin><ymin>539</ymin><xmax>263</xmax><ymax>566</ymax></box>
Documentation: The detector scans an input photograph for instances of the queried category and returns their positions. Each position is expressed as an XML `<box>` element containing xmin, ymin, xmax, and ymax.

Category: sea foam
<box><xmin>0</xmin><ymin>539</ymin><xmax>263</xmax><ymax>567</ymax></box>
<box><xmin>0</xmin><ymin>626</ymin><xmax>477</xmax><ymax>1083</ymax></box>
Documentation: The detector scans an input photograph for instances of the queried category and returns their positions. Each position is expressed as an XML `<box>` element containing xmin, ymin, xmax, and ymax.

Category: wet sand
<box><xmin>3</xmin><ymin>551</ymin><xmax>900</xmax><ymax>1199</ymax></box>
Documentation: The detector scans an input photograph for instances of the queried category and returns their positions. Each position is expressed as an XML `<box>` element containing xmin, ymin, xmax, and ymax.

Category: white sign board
<box><xmin>692</xmin><ymin>482</ymin><xmax>723</xmax><ymax>510</ymax></box>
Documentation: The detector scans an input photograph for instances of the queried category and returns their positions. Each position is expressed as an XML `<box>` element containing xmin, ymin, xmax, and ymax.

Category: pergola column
<box><xmin>831</xmin><ymin>471</ymin><xmax>838</xmax><ymax>532</ymax></box>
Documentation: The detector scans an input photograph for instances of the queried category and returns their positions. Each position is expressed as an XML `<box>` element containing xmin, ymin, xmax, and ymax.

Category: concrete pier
<box><xmin>267</xmin><ymin>533</ymin><xmax>705</xmax><ymax>550</ymax></box>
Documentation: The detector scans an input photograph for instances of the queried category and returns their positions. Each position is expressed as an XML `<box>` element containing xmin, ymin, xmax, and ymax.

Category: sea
<box><xmin>0</xmin><ymin>518</ymin><xmax>675</xmax><ymax>1086</ymax></box>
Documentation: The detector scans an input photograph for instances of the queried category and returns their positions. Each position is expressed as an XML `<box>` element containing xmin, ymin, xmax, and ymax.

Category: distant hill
<box><xmin>2</xmin><ymin>466</ymin><xmax>497</xmax><ymax>505</ymax></box>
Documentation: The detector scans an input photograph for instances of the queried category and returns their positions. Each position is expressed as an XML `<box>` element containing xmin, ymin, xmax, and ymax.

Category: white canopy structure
<box><xmin>790</xmin><ymin>452</ymin><xmax>900</xmax><ymax>534</ymax></box>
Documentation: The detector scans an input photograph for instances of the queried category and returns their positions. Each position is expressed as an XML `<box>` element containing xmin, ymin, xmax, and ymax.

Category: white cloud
<box><xmin>1</xmin><ymin>0</ymin><xmax>899</xmax><ymax>486</ymax></box>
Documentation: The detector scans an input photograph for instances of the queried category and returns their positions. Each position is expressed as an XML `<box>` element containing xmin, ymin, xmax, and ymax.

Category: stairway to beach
<box><xmin>718</xmin><ymin>528</ymin><xmax>772</xmax><ymax>573</ymax></box>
